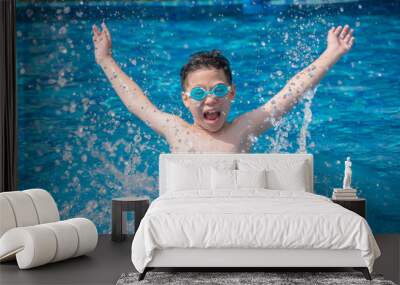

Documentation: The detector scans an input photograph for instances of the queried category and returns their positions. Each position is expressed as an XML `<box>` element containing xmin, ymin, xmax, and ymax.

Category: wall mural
<box><xmin>16</xmin><ymin>0</ymin><xmax>400</xmax><ymax>234</ymax></box>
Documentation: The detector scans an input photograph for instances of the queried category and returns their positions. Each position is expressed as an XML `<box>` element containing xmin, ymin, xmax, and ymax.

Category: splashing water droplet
<box><xmin>297</xmin><ymin>88</ymin><xmax>315</xmax><ymax>153</ymax></box>
<box><xmin>69</xmin><ymin>102</ymin><xmax>77</xmax><ymax>113</ymax></box>
<box><xmin>59</xmin><ymin>26</ymin><xmax>67</xmax><ymax>35</ymax></box>
<box><xmin>26</xmin><ymin>9</ymin><xmax>34</xmax><ymax>18</ymax></box>
<box><xmin>134</xmin><ymin>134</ymin><xmax>141</xmax><ymax>143</ymax></box>
<box><xmin>59</xmin><ymin>46</ymin><xmax>67</xmax><ymax>54</ymax></box>
<box><xmin>64</xmin><ymin>6</ymin><xmax>71</xmax><ymax>14</ymax></box>
<box><xmin>283</xmin><ymin>32</ymin><xmax>289</xmax><ymax>42</ymax></box>
<box><xmin>35</xmin><ymin>166</ymin><xmax>43</xmax><ymax>172</ymax></box>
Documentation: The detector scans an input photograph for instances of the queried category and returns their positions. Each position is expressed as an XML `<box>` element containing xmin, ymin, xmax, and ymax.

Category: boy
<box><xmin>92</xmin><ymin>23</ymin><xmax>354</xmax><ymax>153</ymax></box>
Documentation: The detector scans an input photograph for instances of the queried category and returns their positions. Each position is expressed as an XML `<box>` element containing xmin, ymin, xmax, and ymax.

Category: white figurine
<box><xmin>342</xmin><ymin>157</ymin><xmax>352</xmax><ymax>189</ymax></box>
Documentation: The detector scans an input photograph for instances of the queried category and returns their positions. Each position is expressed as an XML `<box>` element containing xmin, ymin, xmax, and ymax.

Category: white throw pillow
<box><xmin>236</xmin><ymin>169</ymin><xmax>267</xmax><ymax>189</ymax></box>
<box><xmin>211</xmin><ymin>167</ymin><xmax>236</xmax><ymax>191</ymax></box>
<box><xmin>211</xmin><ymin>168</ymin><xmax>268</xmax><ymax>191</ymax></box>
<box><xmin>266</xmin><ymin>166</ymin><xmax>307</xmax><ymax>192</ymax></box>
<box><xmin>237</xmin><ymin>159</ymin><xmax>309</xmax><ymax>192</ymax></box>
<box><xmin>167</xmin><ymin>162</ymin><xmax>211</xmax><ymax>191</ymax></box>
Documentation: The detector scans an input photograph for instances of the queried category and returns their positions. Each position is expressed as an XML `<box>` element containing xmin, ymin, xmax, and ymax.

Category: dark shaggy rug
<box><xmin>116</xmin><ymin>271</ymin><xmax>396</xmax><ymax>285</ymax></box>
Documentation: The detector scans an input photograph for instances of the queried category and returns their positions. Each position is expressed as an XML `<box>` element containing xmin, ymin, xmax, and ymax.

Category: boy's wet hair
<box><xmin>180</xmin><ymin>49</ymin><xmax>232</xmax><ymax>90</ymax></box>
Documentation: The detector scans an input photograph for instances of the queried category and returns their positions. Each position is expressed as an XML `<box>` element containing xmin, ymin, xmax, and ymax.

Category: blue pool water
<box><xmin>16</xmin><ymin>0</ymin><xmax>400</xmax><ymax>234</ymax></box>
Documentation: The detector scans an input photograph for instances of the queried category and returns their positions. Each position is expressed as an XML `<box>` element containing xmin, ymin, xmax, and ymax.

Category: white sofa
<box><xmin>0</xmin><ymin>188</ymin><xmax>98</xmax><ymax>269</ymax></box>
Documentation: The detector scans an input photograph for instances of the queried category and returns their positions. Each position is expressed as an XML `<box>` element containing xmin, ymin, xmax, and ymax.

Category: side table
<box><xmin>112</xmin><ymin>197</ymin><xmax>149</xmax><ymax>242</ymax></box>
<box><xmin>332</xmin><ymin>198</ymin><xmax>366</xmax><ymax>218</ymax></box>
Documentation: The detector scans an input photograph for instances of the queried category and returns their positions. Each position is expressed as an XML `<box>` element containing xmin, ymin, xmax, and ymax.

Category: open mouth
<box><xmin>203</xmin><ymin>110</ymin><xmax>221</xmax><ymax>123</ymax></box>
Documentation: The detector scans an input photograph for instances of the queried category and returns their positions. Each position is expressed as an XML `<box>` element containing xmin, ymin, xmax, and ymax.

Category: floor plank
<box><xmin>374</xmin><ymin>234</ymin><xmax>400</xmax><ymax>284</ymax></box>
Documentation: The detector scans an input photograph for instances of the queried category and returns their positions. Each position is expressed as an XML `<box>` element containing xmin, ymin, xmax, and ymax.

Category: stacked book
<box><xmin>332</xmin><ymin>188</ymin><xmax>358</xmax><ymax>200</ymax></box>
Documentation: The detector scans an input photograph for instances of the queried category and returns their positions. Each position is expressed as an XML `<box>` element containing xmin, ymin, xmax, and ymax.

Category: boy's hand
<box><xmin>92</xmin><ymin>22</ymin><xmax>112</xmax><ymax>65</ymax></box>
<box><xmin>326</xmin><ymin>24</ymin><xmax>355</xmax><ymax>57</ymax></box>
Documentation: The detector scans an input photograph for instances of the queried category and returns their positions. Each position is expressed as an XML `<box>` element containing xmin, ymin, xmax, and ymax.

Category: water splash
<box><xmin>297</xmin><ymin>87</ymin><xmax>317</xmax><ymax>153</ymax></box>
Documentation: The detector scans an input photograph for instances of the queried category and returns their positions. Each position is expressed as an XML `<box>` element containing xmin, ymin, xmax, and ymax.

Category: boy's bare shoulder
<box><xmin>165</xmin><ymin>113</ymin><xmax>190</xmax><ymax>129</ymax></box>
<box><xmin>160</xmin><ymin>113</ymin><xmax>191</xmax><ymax>138</ymax></box>
<box><xmin>224</xmin><ymin>116</ymin><xmax>251</xmax><ymax>137</ymax></box>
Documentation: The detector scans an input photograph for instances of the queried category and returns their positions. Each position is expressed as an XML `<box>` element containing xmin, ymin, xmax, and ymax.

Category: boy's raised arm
<box><xmin>233</xmin><ymin>25</ymin><xmax>355</xmax><ymax>138</ymax></box>
<box><xmin>92</xmin><ymin>23</ymin><xmax>183</xmax><ymax>138</ymax></box>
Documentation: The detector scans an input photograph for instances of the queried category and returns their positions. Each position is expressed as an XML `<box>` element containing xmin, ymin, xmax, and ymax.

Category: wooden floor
<box><xmin>0</xmin><ymin>234</ymin><xmax>399</xmax><ymax>285</ymax></box>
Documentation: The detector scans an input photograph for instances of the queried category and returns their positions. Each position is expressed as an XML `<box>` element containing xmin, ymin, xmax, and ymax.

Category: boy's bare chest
<box><xmin>167</xmin><ymin>126</ymin><xmax>248</xmax><ymax>153</ymax></box>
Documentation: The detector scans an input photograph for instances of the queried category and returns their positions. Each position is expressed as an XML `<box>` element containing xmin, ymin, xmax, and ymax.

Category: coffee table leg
<box><xmin>112</xmin><ymin>202</ymin><xmax>123</xmax><ymax>241</ymax></box>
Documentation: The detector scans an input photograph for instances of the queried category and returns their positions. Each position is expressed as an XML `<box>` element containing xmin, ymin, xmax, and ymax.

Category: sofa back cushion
<box><xmin>0</xmin><ymin>189</ymin><xmax>59</xmax><ymax>238</ymax></box>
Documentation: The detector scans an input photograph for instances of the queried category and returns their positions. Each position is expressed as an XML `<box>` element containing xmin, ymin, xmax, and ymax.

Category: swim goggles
<box><xmin>186</xmin><ymin>83</ymin><xmax>231</xmax><ymax>101</ymax></box>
